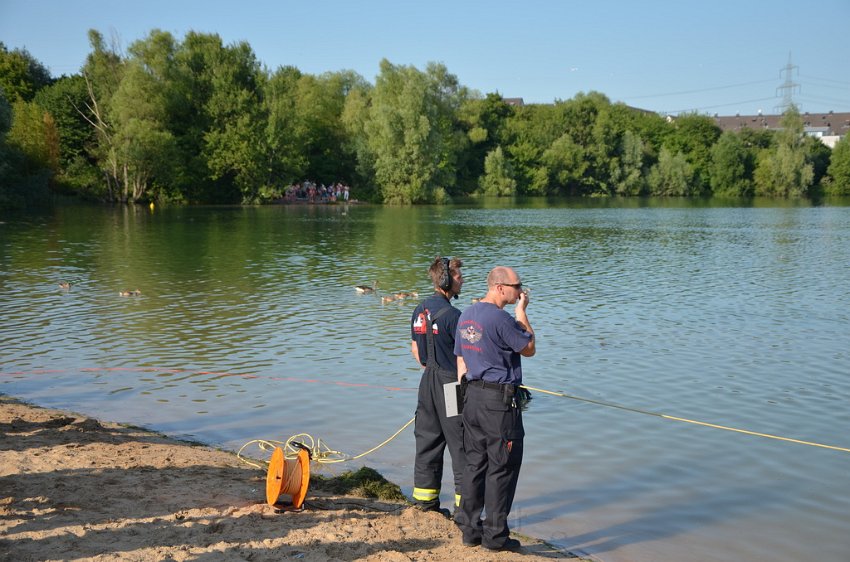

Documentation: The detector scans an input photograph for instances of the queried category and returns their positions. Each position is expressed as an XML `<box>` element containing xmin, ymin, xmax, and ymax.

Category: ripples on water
<box><xmin>2</xmin><ymin>201</ymin><xmax>849</xmax><ymax>562</ymax></box>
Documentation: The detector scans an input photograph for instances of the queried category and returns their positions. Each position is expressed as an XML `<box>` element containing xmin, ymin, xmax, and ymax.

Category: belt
<box><xmin>468</xmin><ymin>379</ymin><xmax>513</xmax><ymax>391</ymax></box>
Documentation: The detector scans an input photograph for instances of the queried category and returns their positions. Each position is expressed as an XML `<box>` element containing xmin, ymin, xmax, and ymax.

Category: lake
<box><xmin>2</xmin><ymin>198</ymin><xmax>849</xmax><ymax>562</ymax></box>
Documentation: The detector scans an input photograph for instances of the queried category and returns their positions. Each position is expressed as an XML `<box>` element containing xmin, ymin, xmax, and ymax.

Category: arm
<box><xmin>456</xmin><ymin>355</ymin><xmax>467</xmax><ymax>382</ymax></box>
<box><xmin>515</xmin><ymin>291</ymin><xmax>536</xmax><ymax>357</ymax></box>
<box><xmin>411</xmin><ymin>340</ymin><xmax>425</xmax><ymax>367</ymax></box>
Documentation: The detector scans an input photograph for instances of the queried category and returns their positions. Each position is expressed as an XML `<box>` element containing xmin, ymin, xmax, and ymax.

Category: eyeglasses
<box><xmin>499</xmin><ymin>282</ymin><xmax>523</xmax><ymax>289</ymax></box>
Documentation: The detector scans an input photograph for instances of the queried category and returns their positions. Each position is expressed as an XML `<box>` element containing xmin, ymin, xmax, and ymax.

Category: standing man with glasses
<box><xmin>453</xmin><ymin>266</ymin><xmax>535</xmax><ymax>552</ymax></box>
<box><xmin>410</xmin><ymin>256</ymin><xmax>466</xmax><ymax>517</ymax></box>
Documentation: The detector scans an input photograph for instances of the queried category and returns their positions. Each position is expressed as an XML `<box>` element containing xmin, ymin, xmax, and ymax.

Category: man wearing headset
<box><xmin>410</xmin><ymin>256</ymin><xmax>465</xmax><ymax>516</ymax></box>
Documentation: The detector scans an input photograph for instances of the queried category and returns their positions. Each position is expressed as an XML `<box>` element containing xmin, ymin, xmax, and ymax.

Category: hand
<box><xmin>517</xmin><ymin>289</ymin><xmax>530</xmax><ymax>310</ymax></box>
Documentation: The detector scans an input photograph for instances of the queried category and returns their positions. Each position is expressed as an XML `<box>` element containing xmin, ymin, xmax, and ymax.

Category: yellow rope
<box><xmin>238</xmin><ymin>381</ymin><xmax>848</xmax><ymax>471</ymax></box>
<box><xmin>282</xmin><ymin>452</ymin><xmax>304</xmax><ymax>492</ymax></box>
<box><xmin>347</xmin><ymin>415</ymin><xmax>416</xmax><ymax>461</ymax></box>
<box><xmin>237</xmin><ymin>416</ymin><xmax>416</xmax><ymax>469</ymax></box>
<box><xmin>520</xmin><ymin>384</ymin><xmax>850</xmax><ymax>453</ymax></box>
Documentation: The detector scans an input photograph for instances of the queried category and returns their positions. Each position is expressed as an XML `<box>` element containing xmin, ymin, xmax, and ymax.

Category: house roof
<box><xmin>712</xmin><ymin>112</ymin><xmax>850</xmax><ymax>137</ymax></box>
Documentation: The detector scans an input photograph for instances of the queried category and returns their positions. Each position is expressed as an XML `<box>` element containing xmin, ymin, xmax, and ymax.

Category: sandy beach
<box><xmin>1</xmin><ymin>394</ymin><xmax>582</xmax><ymax>561</ymax></box>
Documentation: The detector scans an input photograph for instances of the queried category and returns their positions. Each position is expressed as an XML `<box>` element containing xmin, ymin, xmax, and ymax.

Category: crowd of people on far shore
<box><xmin>283</xmin><ymin>180</ymin><xmax>351</xmax><ymax>203</ymax></box>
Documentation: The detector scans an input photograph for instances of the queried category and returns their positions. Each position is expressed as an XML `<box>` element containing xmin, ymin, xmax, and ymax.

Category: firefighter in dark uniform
<box><xmin>453</xmin><ymin>266</ymin><xmax>535</xmax><ymax>552</ymax></box>
<box><xmin>410</xmin><ymin>256</ymin><xmax>465</xmax><ymax>515</ymax></box>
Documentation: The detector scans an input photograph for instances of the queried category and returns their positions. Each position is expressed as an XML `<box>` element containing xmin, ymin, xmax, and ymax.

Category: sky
<box><xmin>2</xmin><ymin>0</ymin><xmax>849</xmax><ymax>116</ymax></box>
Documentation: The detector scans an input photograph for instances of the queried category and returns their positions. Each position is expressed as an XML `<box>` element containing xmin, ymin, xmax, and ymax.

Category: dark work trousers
<box><xmin>412</xmin><ymin>310</ymin><xmax>465</xmax><ymax>511</ymax></box>
<box><xmin>454</xmin><ymin>383</ymin><xmax>524</xmax><ymax>548</ymax></box>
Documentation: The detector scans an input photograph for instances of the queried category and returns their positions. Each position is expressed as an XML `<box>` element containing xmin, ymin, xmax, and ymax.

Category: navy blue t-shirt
<box><xmin>454</xmin><ymin>302</ymin><xmax>532</xmax><ymax>385</ymax></box>
<box><xmin>411</xmin><ymin>293</ymin><xmax>461</xmax><ymax>373</ymax></box>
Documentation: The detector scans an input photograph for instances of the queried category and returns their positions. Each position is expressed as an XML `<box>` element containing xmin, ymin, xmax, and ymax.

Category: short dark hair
<box><xmin>429</xmin><ymin>256</ymin><xmax>463</xmax><ymax>288</ymax></box>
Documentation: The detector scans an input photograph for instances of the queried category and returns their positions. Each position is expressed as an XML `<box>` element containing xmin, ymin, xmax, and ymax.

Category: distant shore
<box><xmin>0</xmin><ymin>394</ymin><xmax>581</xmax><ymax>561</ymax></box>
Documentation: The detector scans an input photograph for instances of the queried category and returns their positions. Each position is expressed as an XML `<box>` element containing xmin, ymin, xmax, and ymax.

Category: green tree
<box><xmin>620</xmin><ymin>107</ymin><xmax>669</xmax><ymax>153</ymax></box>
<box><xmin>557</xmin><ymin>92</ymin><xmax>614</xmax><ymax>195</ymax></box>
<box><xmin>7</xmin><ymin>99</ymin><xmax>60</xmax><ymax>175</ymax></box>
<box><xmin>170</xmin><ymin>31</ymin><xmax>228</xmax><ymax>202</ymax></box>
<box><xmin>0</xmin><ymin>45</ymin><xmax>54</xmax><ymax>208</ymax></box>
<box><xmin>0</xmin><ymin>87</ymin><xmax>11</xmax><ymax>133</ymax></box>
<box><xmin>78</xmin><ymin>30</ymin><xmax>127</xmax><ymax>201</ymax></box>
<box><xmin>609</xmin><ymin>129</ymin><xmax>648</xmax><ymax>195</ymax></box>
<box><xmin>502</xmin><ymin>105</ymin><xmax>550</xmax><ymax>194</ymax></box>
<box><xmin>665</xmin><ymin>113</ymin><xmax>722</xmax><ymax>194</ymax></box>
<box><xmin>479</xmin><ymin>145</ymin><xmax>516</xmax><ymax>196</ymax></box>
<box><xmin>502</xmin><ymin>100</ymin><xmax>586</xmax><ymax>194</ymax></box>
<box><xmin>541</xmin><ymin>133</ymin><xmax>586</xmax><ymax>194</ymax></box>
<box><xmin>297</xmin><ymin>70</ymin><xmax>363</xmax><ymax>185</ymax></box>
<box><xmin>200</xmin><ymin>39</ymin><xmax>266</xmax><ymax>203</ymax></box>
<box><xmin>261</xmin><ymin>68</ymin><xmax>362</xmax><ymax>197</ymax></box>
<box><xmin>365</xmin><ymin>59</ymin><xmax>433</xmax><ymax>203</ymax></box>
<box><xmin>107</xmin><ymin>31</ymin><xmax>182</xmax><ymax>202</ymax></box>
<box><xmin>0</xmin><ymin>91</ymin><xmax>52</xmax><ymax>208</ymax></box>
<box><xmin>425</xmin><ymin>62</ymin><xmax>470</xmax><ymax>199</ymax></box>
<box><xmin>341</xmin><ymin>79</ymin><xmax>376</xmax><ymax>196</ymax></box>
<box><xmin>802</xmin><ymin>134</ymin><xmax>832</xmax><ymax>190</ymax></box>
<box><xmin>500</xmin><ymin>92</ymin><xmax>652</xmax><ymax>196</ymax></box>
<box><xmin>83</xmin><ymin>30</ymin><xmax>124</xmax><ymax>107</ymax></box>
<box><xmin>34</xmin><ymin>75</ymin><xmax>96</xmax><ymax>177</ymax></box>
<box><xmin>824</xmin><ymin>135</ymin><xmax>850</xmax><ymax>195</ymax></box>
<box><xmin>753</xmin><ymin>106</ymin><xmax>813</xmax><ymax>197</ymax></box>
<box><xmin>0</xmin><ymin>88</ymin><xmax>21</xmax><ymax>206</ymax></box>
<box><xmin>709</xmin><ymin>131</ymin><xmax>752</xmax><ymax>197</ymax></box>
<box><xmin>0</xmin><ymin>42</ymin><xmax>53</xmax><ymax>102</ymax></box>
<box><xmin>363</xmin><ymin>59</ymin><xmax>464</xmax><ymax>203</ymax></box>
<box><xmin>648</xmin><ymin>146</ymin><xmax>694</xmax><ymax>196</ymax></box>
<box><xmin>739</xmin><ymin>127</ymin><xmax>774</xmax><ymax>151</ymax></box>
<box><xmin>456</xmin><ymin>93</ymin><xmax>513</xmax><ymax>192</ymax></box>
<box><xmin>264</xmin><ymin>66</ymin><xmax>308</xmax><ymax>188</ymax></box>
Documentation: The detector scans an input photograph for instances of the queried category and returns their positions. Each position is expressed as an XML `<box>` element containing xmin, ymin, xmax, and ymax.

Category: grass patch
<box><xmin>310</xmin><ymin>467</ymin><xmax>406</xmax><ymax>501</ymax></box>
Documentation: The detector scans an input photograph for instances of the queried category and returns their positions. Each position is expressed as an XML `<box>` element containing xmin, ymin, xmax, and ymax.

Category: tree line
<box><xmin>2</xmin><ymin>30</ymin><xmax>850</xmax><ymax>209</ymax></box>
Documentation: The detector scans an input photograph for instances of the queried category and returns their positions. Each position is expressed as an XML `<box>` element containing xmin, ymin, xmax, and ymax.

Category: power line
<box><xmin>626</xmin><ymin>57</ymin><xmax>848</xmax><ymax>115</ymax></box>
<box><xmin>801</xmin><ymin>80</ymin><xmax>850</xmax><ymax>92</ymax></box>
<box><xmin>799</xmin><ymin>74</ymin><xmax>850</xmax><ymax>87</ymax></box>
<box><xmin>624</xmin><ymin>78</ymin><xmax>776</xmax><ymax>100</ymax></box>
<box><xmin>797</xmin><ymin>94</ymin><xmax>850</xmax><ymax>107</ymax></box>
<box><xmin>663</xmin><ymin>96</ymin><xmax>777</xmax><ymax>115</ymax></box>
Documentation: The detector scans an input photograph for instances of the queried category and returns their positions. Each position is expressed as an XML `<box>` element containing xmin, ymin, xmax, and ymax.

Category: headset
<box><xmin>438</xmin><ymin>257</ymin><xmax>452</xmax><ymax>292</ymax></box>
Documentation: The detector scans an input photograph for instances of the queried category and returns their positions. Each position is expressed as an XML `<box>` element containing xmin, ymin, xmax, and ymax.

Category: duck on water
<box><xmin>355</xmin><ymin>282</ymin><xmax>378</xmax><ymax>294</ymax></box>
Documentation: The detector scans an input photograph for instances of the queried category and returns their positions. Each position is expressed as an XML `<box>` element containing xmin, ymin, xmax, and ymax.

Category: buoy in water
<box><xmin>266</xmin><ymin>445</ymin><xmax>310</xmax><ymax>510</ymax></box>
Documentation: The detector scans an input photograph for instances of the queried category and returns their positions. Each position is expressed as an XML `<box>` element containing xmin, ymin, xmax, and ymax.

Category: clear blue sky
<box><xmin>2</xmin><ymin>0</ymin><xmax>849</xmax><ymax>116</ymax></box>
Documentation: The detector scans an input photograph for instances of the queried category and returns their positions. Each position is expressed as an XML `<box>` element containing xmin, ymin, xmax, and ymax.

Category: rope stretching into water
<box><xmin>237</xmin><ymin>384</ymin><xmax>849</xmax><ymax>470</ymax></box>
<box><xmin>520</xmin><ymin>384</ymin><xmax>850</xmax><ymax>453</ymax></box>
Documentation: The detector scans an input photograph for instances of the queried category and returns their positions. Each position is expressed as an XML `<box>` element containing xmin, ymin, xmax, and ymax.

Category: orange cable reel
<box><xmin>265</xmin><ymin>442</ymin><xmax>311</xmax><ymax>511</ymax></box>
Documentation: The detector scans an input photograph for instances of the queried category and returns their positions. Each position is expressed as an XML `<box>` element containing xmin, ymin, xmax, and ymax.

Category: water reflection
<box><xmin>2</xmin><ymin>200</ymin><xmax>850</xmax><ymax>562</ymax></box>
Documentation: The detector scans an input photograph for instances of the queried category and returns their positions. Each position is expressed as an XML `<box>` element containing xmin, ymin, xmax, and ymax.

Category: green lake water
<box><xmin>2</xmin><ymin>198</ymin><xmax>849</xmax><ymax>562</ymax></box>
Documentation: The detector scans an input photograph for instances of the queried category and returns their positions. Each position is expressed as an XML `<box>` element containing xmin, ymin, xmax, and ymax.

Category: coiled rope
<box><xmin>237</xmin><ymin>416</ymin><xmax>415</xmax><ymax>469</ymax></box>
